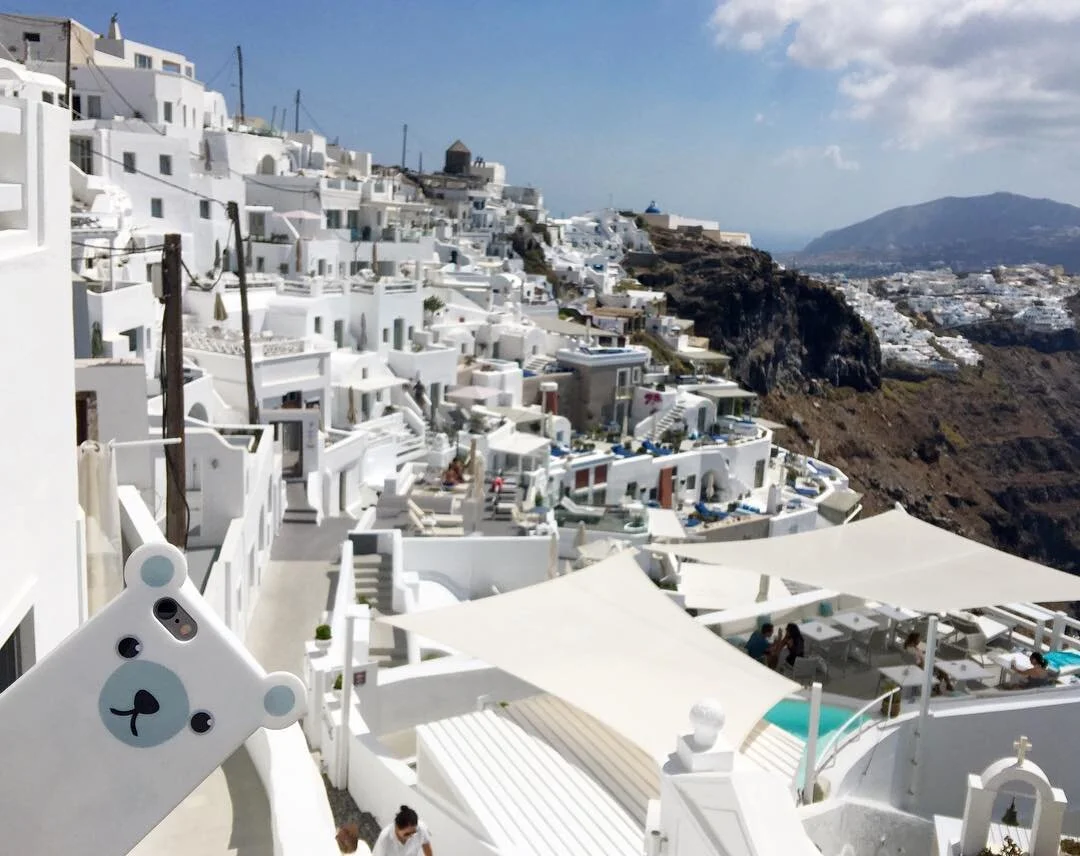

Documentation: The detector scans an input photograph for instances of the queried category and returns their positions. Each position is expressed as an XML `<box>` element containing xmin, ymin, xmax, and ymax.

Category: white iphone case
<box><xmin>0</xmin><ymin>542</ymin><xmax>306</xmax><ymax>855</ymax></box>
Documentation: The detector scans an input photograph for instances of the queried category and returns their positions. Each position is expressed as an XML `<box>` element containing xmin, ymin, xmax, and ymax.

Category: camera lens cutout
<box><xmin>117</xmin><ymin>636</ymin><xmax>142</xmax><ymax>659</ymax></box>
<box><xmin>154</xmin><ymin>598</ymin><xmax>179</xmax><ymax>622</ymax></box>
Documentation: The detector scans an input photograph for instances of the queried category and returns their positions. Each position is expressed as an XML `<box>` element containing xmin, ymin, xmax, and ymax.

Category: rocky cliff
<box><xmin>630</xmin><ymin>226</ymin><xmax>1080</xmax><ymax>573</ymax></box>
<box><xmin>628</xmin><ymin>227</ymin><xmax>881</xmax><ymax>393</ymax></box>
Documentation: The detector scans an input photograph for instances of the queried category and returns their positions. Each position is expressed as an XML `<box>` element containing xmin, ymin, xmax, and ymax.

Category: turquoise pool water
<box><xmin>764</xmin><ymin>699</ymin><xmax>865</xmax><ymax>740</ymax></box>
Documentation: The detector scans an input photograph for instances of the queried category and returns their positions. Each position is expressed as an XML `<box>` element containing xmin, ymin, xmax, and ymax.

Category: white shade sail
<box><xmin>380</xmin><ymin>550</ymin><xmax>797</xmax><ymax>757</ymax></box>
<box><xmin>676</xmin><ymin>564</ymin><xmax>792</xmax><ymax>611</ymax></box>
<box><xmin>655</xmin><ymin>509</ymin><xmax>1080</xmax><ymax>612</ymax></box>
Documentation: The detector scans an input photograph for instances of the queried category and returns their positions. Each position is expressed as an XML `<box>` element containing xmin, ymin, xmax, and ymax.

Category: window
<box><xmin>71</xmin><ymin>94</ymin><xmax>81</xmax><ymax>117</ymax></box>
<box><xmin>278</xmin><ymin>263</ymin><xmax>289</xmax><ymax>275</ymax></box>
<box><xmin>199</xmin><ymin>199</ymin><xmax>211</xmax><ymax>219</ymax></box>
<box><xmin>575</xmin><ymin>469</ymin><xmax>590</xmax><ymax>490</ymax></box>
<box><xmin>184</xmin><ymin>65</ymin><xmax>193</xmax><ymax>78</ymax></box>
<box><xmin>256</xmin><ymin>257</ymin><xmax>265</xmax><ymax>273</ymax></box>
<box><xmin>317</xmin><ymin>259</ymin><xmax>326</xmax><ymax>276</ymax></box>
<box><xmin>158</xmin><ymin>154</ymin><xmax>172</xmax><ymax>175</ymax></box>
<box><xmin>86</xmin><ymin>95</ymin><xmax>101</xmax><ymax>119</ymax></box>
<box><xmin>325</xmin><ymin>210</ymin><xmax>342</xmax><ymax>229</ymax></box>
<box><xmin>248</xmin><ymin>212</ymin><xmax>266</xmax><ymax>237</ymax></box>
<box><xmin>150</xmin><ymin>198</ymin><xmax>163</xmax><ymax>219</ymax></box>
<box><xmin>314</xmin><ymin>317</ymin><xmax>323</xmax><ymax>334</ymax></box>
<box><xmin>70</xmin><ymin>138</ymin><xmax>93</xmax><ymax>174</ymax></box>
<box><xmin>163</xmin><ymin>101</ymin><xmax>173</xmax><ymax>123</ymax></box>
<box><xmin>182</xmin><ymin>105</ymin><xmax>187</xmax><ymax>127</ymax></box>
<box><xmin>134</xmin><ymin>53</ymin><xmax>153</xmax><ymax>69</ymax></box>
<box><xmin>594</xmin><ymin>464</ymin><xmax>608</xmax><ymax>484</ymax></box>
<box><xmin>162</xmin><ymin>60</ymin><xmax>182</xmax><ymax>74</ymax></box>
<box><xmin>686</xmin><ymin>474</ymin><xmax>696</xmax><ymax>491</ymax></box>
<box><xmin>382</xmin><ymin>328</ymin><xmax>389</xmax><ymax>344</ymax></box>
<box><xmin>122</xmin><ymin>151</ymin><xmax>136</xmax><ymax>174</ymax></box>
<box><xmin>22</xmin><ymin>31</ymin><xmax>40</xmax><ymax>43</ymax></box>
<box><xmin>42</xmin><ymin>91</ymin><xmax>54</xmax><ymax>105</ymax></box>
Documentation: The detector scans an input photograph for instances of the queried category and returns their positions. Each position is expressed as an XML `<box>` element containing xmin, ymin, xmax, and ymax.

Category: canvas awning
<box><xmin>380</xmin><ymin>551</ymin><xmax>797</xmax><ymax>757</ymax></box>
<box><xmin>646</xmin><ymin>508</ymin><xmax>688</xmax><ymax>542</ymax></box>
<box><xmin>676</xmin><ymin>564</ymin><xmax>791</xmax><ymax>611</ymax></box>
<box><xmin>489</xmin><ymin>431</ymin><xmax>551</xmax><ymax>458</ymax></box>
<box><xmin>655</xmin><ymin>509</ymin><xmax>1080</xmax><ymax>612</ymax></box>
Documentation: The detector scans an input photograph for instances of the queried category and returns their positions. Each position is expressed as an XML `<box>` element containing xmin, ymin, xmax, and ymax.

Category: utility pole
<box><xmin>294</xmin><ymin>89</ymin><xmax>300</xmax><ymax>133</ymax></box>
<box><xmin>418</xmin><ymin>151</ymin><xmax>423</xmax><ymax>175</ymax></box>
<box><xmin>270</xmin><ymin>105</ymin><xmax>277</xmax><ymax>134</ymax></box>
<box><xmin>161</xmin><ymin>234</ymin><xmax>187</xmax><ymax>549</ymax></box>
<box><xmin>226</xmin><ymin>202</ymin><xmax>259</xmax><ymax>425</ymax></box>
<box><xmin>62</xmin><ymin>19</ymin><xmax>72</xmax><ymax>111</ymax></box>
<box><xmin>401</xmin><ymin>123</ymin><xmax>407</xmax><ymax>170</ymax></box>
<box><xmin>236</xmin><ymin>45</ymin><xmax>245</xmax><ymax>127</ymax></box>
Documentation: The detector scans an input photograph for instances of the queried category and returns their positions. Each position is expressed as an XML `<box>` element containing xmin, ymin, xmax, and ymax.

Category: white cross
<box><xmin>1014</xmin><ymin>735</ymin><xmax>1032</xmax><ymax>763</ymax></box>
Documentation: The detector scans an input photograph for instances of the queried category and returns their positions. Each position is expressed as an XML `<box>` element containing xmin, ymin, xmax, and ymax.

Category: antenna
<box><xmin>235</xmin><ymin>45</ymin><xmax>245</xmax><ymax>127</ymax></box>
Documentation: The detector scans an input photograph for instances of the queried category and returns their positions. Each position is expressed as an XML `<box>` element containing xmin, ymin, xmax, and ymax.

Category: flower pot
<box><xmin>314</xmin><ymin>638</ymin><xmax>331</xmax><ymax>652</ymax></box>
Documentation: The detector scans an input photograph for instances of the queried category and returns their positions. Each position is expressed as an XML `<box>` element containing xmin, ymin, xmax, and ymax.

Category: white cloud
<box><xmin>775</xmin><ymin>144</ymin><xmax>860</xmax><ymax>171</ymax></box>
<box><xmin>754</xmin><ymin>112</ymin><xmax>767</xmax><ymax>123</ymax></box>
<box><xmin>710</xmin><ymin>0</ymin><xmax>1080</xmax><ymax>148</ymax></box>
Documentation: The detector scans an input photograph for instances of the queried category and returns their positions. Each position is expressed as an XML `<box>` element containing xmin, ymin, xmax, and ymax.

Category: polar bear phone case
<box><xmin>0</xmin><ymin>542</ymin><xmax>307</xmax><ymax>855</ymax></box>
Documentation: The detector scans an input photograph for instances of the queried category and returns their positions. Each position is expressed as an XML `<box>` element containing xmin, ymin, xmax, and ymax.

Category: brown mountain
<box><xmin>629</xmin><ymin>226</ymin><xmax>1080</xmax><ymax>573</ymax></box>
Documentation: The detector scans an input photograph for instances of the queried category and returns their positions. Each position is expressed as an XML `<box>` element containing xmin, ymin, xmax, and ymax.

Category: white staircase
<box><xmin>739</xmin><ymin>719</ymin><xmax>806</xmax><ymax>784</ymax></box>
<box><xmin>650</xmin><ymin>399</ymin><xmax>686</xmax><ymax>441</ymax></box>
<box><xmin>523</xmin><ymin>354</ymin><xmax>554</xmax><ymax>373</ymax></box>
<box><xmin>353</xmin><ymin>552</ymin><xmax>407</xmax><ymax>667</ymax></box>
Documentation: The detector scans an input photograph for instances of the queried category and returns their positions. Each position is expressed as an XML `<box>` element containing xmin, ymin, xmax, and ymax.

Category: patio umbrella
<box><xmin>213</xmin><ymin>291</ymin><xmax>228</xmax><ymax>322</ymax></box>
<box><xmin>468</xmin><ymin>439</ymin><xmax>485</xmax><ymax>503</ymax></box>
<box><xmin>78</xmin><ymin>441</ymin><xmax>122</xmax><ymax>616</ymax></box>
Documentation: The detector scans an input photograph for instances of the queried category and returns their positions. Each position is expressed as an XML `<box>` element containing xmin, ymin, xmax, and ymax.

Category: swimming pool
<box><xmin>764</xmin><ymin>698</ymin><xmax>865</xmax><ymax>741</ymax></box>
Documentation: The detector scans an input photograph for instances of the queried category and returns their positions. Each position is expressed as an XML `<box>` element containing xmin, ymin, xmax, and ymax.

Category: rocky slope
<box><xmin>629</xmin><ymin>228</ymin><xmax>882</xmax><ymax>393</ymax></box>
<box><xmin>762</xmin><ymin>346</ymin><xmax>1080</xmax><ymax>573</ymax></box>
<box><xmin>634</xmin><ymin>226</ymin><xmax>1080</xmax><ymax>573</ymax></box>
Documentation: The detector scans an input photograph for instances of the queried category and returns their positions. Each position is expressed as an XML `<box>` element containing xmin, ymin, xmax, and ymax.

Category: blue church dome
<box><xmin>644</xmin><ymin>201</ymin><xmax>660</xmax><ymax>214</ymax></box>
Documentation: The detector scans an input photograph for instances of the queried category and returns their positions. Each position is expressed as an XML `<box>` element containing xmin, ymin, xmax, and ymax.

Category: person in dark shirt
<box><xmin>745</xmin><ymin>622</ymin><xmax>774</xmax><ymax>663</ymax></box>
<box><xmin>768</xmin><ymin>623</ymin><xmax>806</xmax><ymax>670</ymax></box>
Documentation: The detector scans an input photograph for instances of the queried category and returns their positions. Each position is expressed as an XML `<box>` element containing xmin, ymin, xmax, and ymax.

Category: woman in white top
<box><xmin>372</xmin><ymin>805</ymin><xmax>433</xmax><ymax>856</ymax></box>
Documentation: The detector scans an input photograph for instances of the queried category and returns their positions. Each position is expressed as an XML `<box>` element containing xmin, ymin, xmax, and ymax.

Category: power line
<box><xmin>72</xmin><ymin>241</ymin><xmax>166</xmax><ymax>255</ymax></box>
<box><xmin>202</xmin><ymin>52</ymin><xmax>235</xmax><ymax>89</ymax></box>
<box><xmin>89</xmin><ymin>147</ymin><xmax>225</xmax><ymax>204</ymax></box>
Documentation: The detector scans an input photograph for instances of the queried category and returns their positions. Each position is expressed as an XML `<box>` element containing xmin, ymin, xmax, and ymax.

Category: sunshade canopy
<box><xmin>656</xmin><ymin>509</ymin><xmax>1080</xmax><ymax>613</ymax></box>
<box><xmin>380</xmin><ymin>551</ymin><xmax>797</xmax><ymax>758</ymax></box>
<box><xmin>675</xmin><ymin>564</ymin><xmax>791</xmax><ymax>611</ymax></box>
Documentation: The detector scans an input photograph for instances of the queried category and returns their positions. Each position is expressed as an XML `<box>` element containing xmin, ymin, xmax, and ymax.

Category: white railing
<box><xmin>800</xmin><ymin>686</ymin><xmax>902</xmax><ymax>803</ymax></box>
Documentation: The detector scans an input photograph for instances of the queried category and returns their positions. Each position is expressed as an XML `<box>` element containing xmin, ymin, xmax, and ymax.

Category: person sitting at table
<box><xmin>902</xmin><ymin>631</ymin><xmax>956</xmax><ymax>694</ymax></box>
<box><xmin>1005</xmin><ymin>651</ymin><xmax>1052</xmax><ymax>689</ymax></box>
<box><xmin>768</xmin><ymin>622</ymin><xmax>805</xmax><ymax>670</ymax></box>
<box><xmin>745</xmin><ymin>622</ymin><xmax>774</xmax><ymax>663</ymax></box>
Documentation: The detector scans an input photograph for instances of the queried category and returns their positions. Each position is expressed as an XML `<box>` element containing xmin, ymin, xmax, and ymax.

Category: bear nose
<box><xmin>133</xmin><ymin>689</ymin><xmax>160</xmax><ymax>716</ymax></box>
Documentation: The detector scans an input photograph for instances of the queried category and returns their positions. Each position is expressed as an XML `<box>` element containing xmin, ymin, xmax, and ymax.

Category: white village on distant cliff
<box><xmin>6</xmin><ymin>13</ymin><xmax>1080</xmax><ymax>856</ymax></box>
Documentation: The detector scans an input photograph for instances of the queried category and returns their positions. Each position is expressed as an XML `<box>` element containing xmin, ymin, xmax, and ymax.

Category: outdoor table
<box><xmin>832</xmin><ymin>611</ymin><xmax>882</xmax><ymax>635</ymax></box>
<box><xmin>935</xmin><ymin>659</ymin><xmax>995</xmax><ymax>686</ymax></box>
<box><xmin>874</xmin><ymin>604</ymin><xmax>923</xmax><ymax>648</ymax></box>
<box><xmin>798</xmin><ymin>620</ymin><xmax>843</xmax><ymax>645</ymax></box>
<box><xmin>877</xmin><ymin>664</ymin><xmax>928</xmax><ymax>701</ymax></box>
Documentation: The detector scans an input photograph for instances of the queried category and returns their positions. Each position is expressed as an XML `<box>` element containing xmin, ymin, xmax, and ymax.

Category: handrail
<box><xmin>807</xmin><ymin>687</ymin><xmax>902</xmax><ymax>788</ymax></box>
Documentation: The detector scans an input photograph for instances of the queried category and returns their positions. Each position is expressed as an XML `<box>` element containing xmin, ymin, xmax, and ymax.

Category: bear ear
<box><xmin>260</xmin><ymin>671</ymin><xmax>306</xmax><ymax>730</ymax></box>
<box><xmin>124</xmin><ymin>542</ymin><xmax>188</xmax><ymax>593</ymax></box>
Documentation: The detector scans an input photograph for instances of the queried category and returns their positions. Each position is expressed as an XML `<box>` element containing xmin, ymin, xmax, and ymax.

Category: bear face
<box><xmin>95</xmin><ymin>542</ymin><xmax>306</xmax><ymax>750</ymax></box>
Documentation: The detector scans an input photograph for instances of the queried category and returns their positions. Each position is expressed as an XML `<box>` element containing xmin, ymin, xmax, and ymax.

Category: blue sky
<box><xmin>13</xmin><ymin>0</ymin><xmax>1080</xmax><ymax>251</ymax></box>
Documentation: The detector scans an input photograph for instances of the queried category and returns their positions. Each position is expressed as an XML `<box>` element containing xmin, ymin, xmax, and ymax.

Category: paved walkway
<box><xmin>129</xmin><ymin>517</ymin><xmax>353</xmax><ymax>855</ymax></box>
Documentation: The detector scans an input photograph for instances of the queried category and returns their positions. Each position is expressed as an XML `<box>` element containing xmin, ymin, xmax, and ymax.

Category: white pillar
<box><xmin>1050</xmin><ymin>612</ymin><xmax>1066</xmax><ymax>652</ymax></box>
<box><xmin>802</xmin><ymin>682</ymin><xmax>823</xmax><ymax>803</ymax></box>
<box><xmin>335</xmin><ymin>609</ymin><xmax>358</xmax><ymax>790</ymax></box>
<box><xmin>906</xmin><ymin>616</ymin><xmax>938</xmax><ymax>809</ymax></box>
<box><xmin>1034</xmin><ymin>618</ymin><xmax>1047</xmax><ymax>653</ymax></box>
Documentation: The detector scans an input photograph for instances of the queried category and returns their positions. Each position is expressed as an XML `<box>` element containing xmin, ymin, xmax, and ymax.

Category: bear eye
<box><xmin>117</xmin><ymin>636</ymin><xmax>142</xmax><ymax>659</ymax></box>
<box><xmin>190</xmin><ymin>711</ymin><xmax>214</xmax><ymax>734</ymax></box>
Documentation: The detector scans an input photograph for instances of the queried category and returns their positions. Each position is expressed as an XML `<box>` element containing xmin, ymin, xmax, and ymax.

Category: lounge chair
<box><xmin>407</xmin><ymin>498</ymin><xmax>463</xmax><ymax>527</ymax></box>
<box><xmin>558</xmin><ymin>497</ymin><xmax>605</xmax><ymax>522</ymax></box>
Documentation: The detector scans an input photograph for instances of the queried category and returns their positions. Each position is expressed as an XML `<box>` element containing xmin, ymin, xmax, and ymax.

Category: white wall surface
<box><xmin>0</xmin><ymin>85</ymin><xmax>80</xmax><ymax>661</ymax></box>
<box><xmin>401</xmin><ymin>536</ymin><xmax>551</xmax><ymax>600</ymax></box>
<box><xmin>74</xmin><ymin>360</ymin><xmax>153</xmax><ymax>490</ymax></box>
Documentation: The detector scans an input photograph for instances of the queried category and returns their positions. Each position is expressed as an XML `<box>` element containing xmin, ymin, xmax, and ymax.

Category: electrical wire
<box><xmin>72</xmin><ymin>241</ymin><xmax>166</xmax><ymax>255</ymax></box>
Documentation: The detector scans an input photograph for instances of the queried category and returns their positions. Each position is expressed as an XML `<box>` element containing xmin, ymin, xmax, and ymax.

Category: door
<box><xmin>658</xmin><ymin>468</ymin><xmax>674</xmax><ymax>509</ymax></box>
<box><xmin>279</xmin><ymin>421</ymin><xmax>304</xmax><ymax>480</ymax></box>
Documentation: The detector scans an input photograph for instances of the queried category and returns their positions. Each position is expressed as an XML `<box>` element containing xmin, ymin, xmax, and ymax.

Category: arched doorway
<box><xmin>188</xmin><ymin>403</ymin><xmax>209</xmax><ymax>422</ymax></box>
<box><xmin>258</xmin><ymin>154</ymin><xmax>276</xmax><ymax>175</ymax></box>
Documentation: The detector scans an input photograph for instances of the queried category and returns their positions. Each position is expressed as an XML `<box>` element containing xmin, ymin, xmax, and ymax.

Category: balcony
<box><xmin>184</xmin><ymin>328</ymin><xmax>309</xmax><ymax>359</ymax></box>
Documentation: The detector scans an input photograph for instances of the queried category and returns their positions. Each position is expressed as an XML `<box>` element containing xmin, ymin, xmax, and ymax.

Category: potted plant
<box><xmin>314</xmin><ymin>624</ymin><xmax>332</xmax><ymax>652</ymax></box>
<box><xmin>880</xmin><ymin>681</ymin><xmax>901</xmax><ymax>717</ymax></box>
